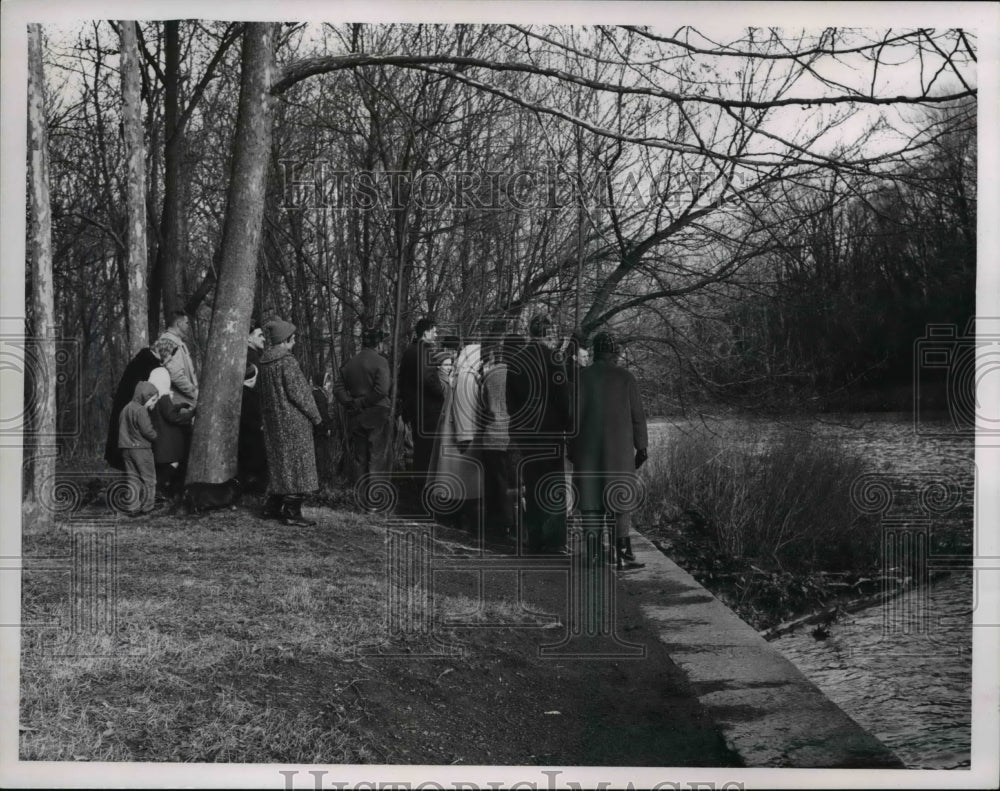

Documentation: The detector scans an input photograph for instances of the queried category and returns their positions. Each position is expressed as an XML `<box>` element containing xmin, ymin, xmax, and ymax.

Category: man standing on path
<box><xmin>571</xmin><ymin>331</ymin><xmax>647</xmax><ymax>570</ymax></box>
<box><xmin>507</xmin><ymin>313</ymin><xmax>572</xmax><ymax>553</ymax></box>
<box><xmin>157</xmin><ymin>311</ymin><xmax>199</xmax><ymax>409</ymax></box>
<box><xmin>398</xmin><ymin>317</ymin><xmax>445</xmax><ymax>510</ymax></box>
<box><xmin>334</xmin><ymin>327</ymin><xmax>392</xmax><ymax>502</ymax></box>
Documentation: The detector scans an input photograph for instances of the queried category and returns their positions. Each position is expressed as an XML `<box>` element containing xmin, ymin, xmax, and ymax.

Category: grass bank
<box><xmin>637</xmin><ymin>424</ymin><xmax>885</xmax><ymax>632</ymax></box>
<box><xmin>20</xmin><ymin>489</ymin><xmax>738</xmax><ymax>766</ymax></box>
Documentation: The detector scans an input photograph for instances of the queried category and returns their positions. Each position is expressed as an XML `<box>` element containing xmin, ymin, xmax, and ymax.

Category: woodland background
<box><xmin>24</xmin><ymin>22</ymin><xmax>976</xmax><ymax>473</ymax></box>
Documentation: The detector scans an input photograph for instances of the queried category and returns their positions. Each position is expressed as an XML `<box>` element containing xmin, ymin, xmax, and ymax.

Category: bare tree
<box><xmin>186</xmin><ymin>23</ymin><xmax>278</xmax><ymax>483</ymax></box>
<box><xmin>25</xmin><ymin>24</ymin><xmax>57</xmax><ymax>528</ymax></box>
<box><xmin>119</xmin><ymin>20</ymin><xmax>149</xmax><ymax>354</ymax></box>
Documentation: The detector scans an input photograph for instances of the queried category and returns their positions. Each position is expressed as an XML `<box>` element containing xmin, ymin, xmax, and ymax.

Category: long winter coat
<box><xmin>505</xmin><ymin>338</ymin><xmax>570</xmax><ymax>442</ymax></box>
<box><xmin>476</xmin><ymin>359</ymin><xmax>509</xmax><ymax>450</ymax></box>
<box><xmin>432</xmin><ymin>344</ymin><xmax>482</xmax><ymax>501</ymax></box>
<box><xmin>150</xmin><ymin>394</ymin><xmax>193</xmax><ymax>464</ymax></box>
<box><xmin>570</xmin><ymin>358</ymin><xmax>648</xmax><ymax>513</ymax></box>
<box><xmin>398</xmin><ymin>339</ymin><xmax>445</xmax><ymax>433</ymax></box>
<box><xmin>258</xmin><ymin>345</ymin><xmax>323</xmax><ymax>494</ymax></box>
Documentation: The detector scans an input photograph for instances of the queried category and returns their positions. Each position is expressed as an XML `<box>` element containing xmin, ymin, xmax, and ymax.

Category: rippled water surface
<box><xmin>650</xmin><ymin>413</ymin><xmax>975</xmax><ymax>769</ymax></box>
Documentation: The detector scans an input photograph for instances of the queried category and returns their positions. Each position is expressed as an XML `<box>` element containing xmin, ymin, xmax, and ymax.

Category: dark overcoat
<box><xmin>258</xmin><ymin>346</ymin><xmax>322</xmax><ymax>494</ymax></box>
<box><xmin>150</xmin><ymin>395</ymin><xmax>193</xmax><ymax>464</ymax></box>
<box><xmin>239</xmin><ymin>383</ymin><xmax>267</xmax><ymax>478</ymax></box>
<box><xmin>398</xmin><ymin>339</ymin><xmax>445</xmax><ymax>433</ymax></box>
<box><xmin>105</xmin><ymin>347</ymin><xmax>160</xmax><ymax>470</ymax></box>
<box><xmin>570</xmin><ymin>358</ymin><xmax>648</xmax><ymax>512</ymax></box>
<box><xmin>505</xmin><ymin>339</ymin><xmax>570</xmax><ymax>441</ymax></box>
<box><xmin>335</xmin><ymin>347</ymin><xmax>391</xmax><ymax>410</ymax></box>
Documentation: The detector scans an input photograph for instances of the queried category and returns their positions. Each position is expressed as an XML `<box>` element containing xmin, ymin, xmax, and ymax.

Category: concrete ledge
<box><xmin>623</xmin><ymin>531</ymin><xmax>905</xmax><ymax>768</ymax></box>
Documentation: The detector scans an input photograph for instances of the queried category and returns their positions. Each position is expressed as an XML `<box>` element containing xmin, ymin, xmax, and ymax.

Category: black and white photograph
<box><xmin>1</xmin><ymin>1</ymin><xmax>997</xmax><ymax>788</ymax></box>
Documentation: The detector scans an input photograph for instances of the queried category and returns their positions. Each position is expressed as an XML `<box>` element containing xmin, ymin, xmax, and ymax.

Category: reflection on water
<box><xmin>651</xmin><ymin>412</ymin><xmax>975</xmax><ymax>770</ymax></box>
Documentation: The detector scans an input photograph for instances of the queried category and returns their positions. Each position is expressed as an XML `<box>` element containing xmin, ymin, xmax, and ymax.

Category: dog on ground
<box><xmin>183</xmin><ymin>478</ymin><xmax>241</xmax><ymax>514</ymax></box>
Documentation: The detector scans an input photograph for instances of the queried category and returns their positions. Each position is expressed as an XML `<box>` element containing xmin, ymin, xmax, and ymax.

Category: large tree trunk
<box><xmin>25</xmin><ymin>24</ymin><xmax>57</xmax><ymax>529</ymax></box>
<box><xmin>119</xmin><ymin>20</ymin><xmax>149</xmax><ymax>355</ymax></box>
<box><xmin>185</xmin><ymin>23</ymin><xmax>277</xmax><ymax>484</ymax></box>
<box><xmin>158</xmin><ymin>20</ymin><xmax>182</xmax><ymax>322</ymax></box>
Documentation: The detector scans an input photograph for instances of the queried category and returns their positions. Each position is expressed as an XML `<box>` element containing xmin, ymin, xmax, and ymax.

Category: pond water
<box><xmin>649</xmin><ymin>412</ymin><xmax>975</xmax><ymax>770</ymax></box>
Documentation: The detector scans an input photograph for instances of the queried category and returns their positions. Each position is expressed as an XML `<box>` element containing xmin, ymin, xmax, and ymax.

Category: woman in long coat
<box><xmin>431</xmin><ymin>341</ymin><xmax>482</xmax><ymax>528</ymax></box>
<box><xmin>257</xmin><ymin>319</ymin><xmax>323</xmax><ymax>526</ymax></box>
<box><xmin>570</xmin><ymin>331</ymin><xmax>647</xmax><ymax>569</ymax></box>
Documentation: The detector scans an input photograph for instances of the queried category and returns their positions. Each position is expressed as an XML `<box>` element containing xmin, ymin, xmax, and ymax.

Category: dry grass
<box><xmin>638</xmin><ymin>424</ymin><xmax>879</xmax><ymax>572</ymax></box>
<box><xmin>18</xmin><ymin>503</ymin><xmax>520</xmax><ymax>762</ymax></box>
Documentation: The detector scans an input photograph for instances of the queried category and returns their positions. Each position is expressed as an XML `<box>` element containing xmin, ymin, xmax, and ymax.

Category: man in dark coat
<box><xmin>258</xmin><ymin>319</ymin><xmax>323</xmax><ymax>526</ymax></box>
<box><xmin>506</xmin><ymin>314</ymin><xmax>572</xmax><ymax>553</ymax></box>
<box><xmin>334</xmin><ymin>327</ymin><xmax>392</xmax><ymax>494</ymax></box>
<box><xmin>104</xmin><ymin>345</ymin><xmax>163</xmax><ymax>471</ymax></box>
<box><xmin>397</xmin><ymin>317</ymin><xmax>445</xmax><ymax>506</ymax></box>
<box><xmin>570</xmin><ymin>331</ymin><xmax>647</xmax><ymax>569</ymax></box>
<box><xmin>247</xmin><ymin>325</ymin><xmax>265</xmax><ymax>368</ymax></box>
<box><xmin>238</xmin><ymin>363</ymin><xmax>267</xmax><ymax>492</ymax></box>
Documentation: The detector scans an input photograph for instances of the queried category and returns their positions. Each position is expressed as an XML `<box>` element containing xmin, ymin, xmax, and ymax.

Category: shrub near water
<box><xmin>640</xmin><ymin>424</ymin><xmax>880</xmax><ymax>574</ymax></box>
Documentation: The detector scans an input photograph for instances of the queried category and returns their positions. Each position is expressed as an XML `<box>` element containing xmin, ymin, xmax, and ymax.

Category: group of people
<box><xmin>104</xmin><ymin>311</ymin><xmax>199</xmax><ymax>516</ymax></box>
<box><xmin>104</xmin><ymin>309</ymin><xmax>652</xmax><ymax>566</ymax></box>
<box><xmin>393</xmin><ymin>314</ymin><xmax>650</xmax><ymax>568</ymax></box>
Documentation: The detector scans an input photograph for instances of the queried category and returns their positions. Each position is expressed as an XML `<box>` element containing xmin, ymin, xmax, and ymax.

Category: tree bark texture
<box><xmin>26</xmin><ymin>24</ymin><xmax>57</xmax><ymax>527</ymax></box>
<box><xmin>159</xmin><ymin>20</ymin><xmax>181</xmax><ymax>322</ymax></box>
<box><xmin>186</xmin><ymin>23</ymin><xmax>277</xmax><ymax>483</ymax></box>
<box><xmin>119</xmin><ymin>20</ymin><xmax>149</xmax><ymax>355</ymax></box>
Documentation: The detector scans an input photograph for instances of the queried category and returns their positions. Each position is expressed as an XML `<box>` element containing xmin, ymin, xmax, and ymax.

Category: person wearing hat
<box><xmin>238</xmin><ymin>362</ymin><xmax>267</xmax><ymax>493</ymax></box>
<box><xmin>570</xmin><ymin>331</ymin><xmax>647</xmax><ymax>570</ymax></box>
<box><xmin>257</xmin><ymin>319</ymin><xmax>324</xmax><ymax>526</ymax></box>
<box><xmin>104</xmin><ymin>342</ymin><xmax>169</xmax><ymax>471</ymax></box>
<box><xmin>506</xmin><ymin>312</ymin><xmax>572</xmax><ymax>553</ymax></box>
<box><xmin>117</xmin><ymin>381</ymin><xmax>161</xmax><ymax>516</ymax></box>
<box><xmin>398</xmin><ymin>317</ymin><xmax>446</xmax><ymax>506</ymax></box>
<box><xmin>334</xmin><ymin>327</ymin><xmax>392</xmax><ymax>494</ymax></box>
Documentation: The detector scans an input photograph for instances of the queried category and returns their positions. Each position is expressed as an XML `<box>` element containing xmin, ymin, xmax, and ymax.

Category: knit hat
<box><xmin>591</xmin><ymin>331</ymin><xmax>619</xmax><ymax>355</ymax></box>
<box><xmin>265</xmin><ymin>318</ymin><xmax>296</xmax><ymax>346</ymax></box>
<box><xmin>148</xmin><ymin>367</ymin><xmax>172</xmax><ymax>397</ymax></box>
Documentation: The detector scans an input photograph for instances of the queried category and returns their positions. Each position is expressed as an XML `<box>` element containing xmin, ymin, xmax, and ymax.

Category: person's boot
<box><xmin>282</xmin><ymin>495</ymin><xmax>316</xmax><ymax>527</ymax></box>
<box><xmin>262</xmin><ymin>494</ymin><xmax>283</xmax><ymax>520</ymax></box>
<box><xmin>615</xmin><ymin>537</ymin><xmax>645</xmax><ymax>570</ymax></box>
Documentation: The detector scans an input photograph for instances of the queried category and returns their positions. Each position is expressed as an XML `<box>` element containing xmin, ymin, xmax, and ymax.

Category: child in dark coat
<box><xmin>148</xmin><ymin>367</ymin><xmax>194</xmax><ymax>498</ymax></box>
<box><xmin>118</xmin><ymin>381</ymin><xmax>160</xmax><ymax>515</ymax></box>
